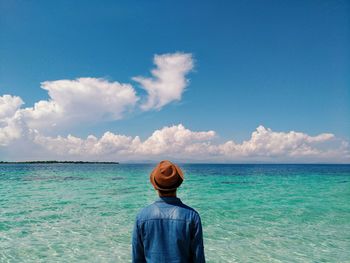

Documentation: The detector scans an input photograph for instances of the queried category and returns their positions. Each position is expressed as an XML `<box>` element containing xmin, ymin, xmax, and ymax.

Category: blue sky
<box><xmin>0</xmin><ymin>0</ymin><xmax>349</xmax><ymax>162</ymax></box>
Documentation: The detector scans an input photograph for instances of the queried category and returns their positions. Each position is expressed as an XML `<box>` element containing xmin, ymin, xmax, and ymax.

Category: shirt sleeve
<box><xmin>132</xmin><ymin>219</ymin><xmax>146</xmax><ymax>263</ymax></box>
<box><xmin>190</xmin><ymin>213</ymin><xmax>206</xmax><ymax>263</ymax></box>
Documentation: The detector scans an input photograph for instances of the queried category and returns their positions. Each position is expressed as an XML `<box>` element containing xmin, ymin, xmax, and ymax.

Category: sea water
<box><xmin>0</xmin><ymin>164</ymin><xmax>349</xmax><ymax>262</ymax></box>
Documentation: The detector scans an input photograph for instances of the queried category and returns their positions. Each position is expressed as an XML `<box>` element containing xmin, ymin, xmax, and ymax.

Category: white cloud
<box><xmin>32</xmin><ymin>124</ymin><xmax>216</xmax><ymax>160</ymax></box>
<box><xmin>33</xmin><ymin>132</ymin><xmax>139</xmax><ymax>157</ymax></box>
<box><xmin>136</xmin><ymin>124</ymin><xmax>216</xmax><ymax>155</ymax></box>
<box><xmin>0</xmin><ymin>117</ymin><xmax>24</xmax><ymax>146</ymax></box>
<box><xmin>19</xmin><ymin>77</ymin><xmax>139</xmax><ymax>131</ymax></box>
<box><xmin>0</xmin><ymin>95</ymin><xmax>23</xmax><ymax>119</ymax></box>
<box><xmin>30</xmin><ymin>124</ymin><xmax>349</xmax><ymax>163</ymax></box>
<box><xmin>0</xmin><ymin>95</ymin><xmax>24</xmax><ymax>146</ymax></box>
<box><xmin>133</xmin><ymin>52</ymin><xmax>194</xmax><ymax>110</ymax></box>
<box><xmin>216</xmin><ymin>126</ymin><xmax>337</xmax><ymax>159</ymax></box>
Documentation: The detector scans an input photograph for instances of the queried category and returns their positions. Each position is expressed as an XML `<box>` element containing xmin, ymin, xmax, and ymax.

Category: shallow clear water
<box><xmin>0</xmin><ymin>164</ymin><xmax>349</xmax><ymax>262</ymax></box>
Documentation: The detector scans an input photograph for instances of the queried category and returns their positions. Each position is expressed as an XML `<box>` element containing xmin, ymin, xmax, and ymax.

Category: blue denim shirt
<box><xmin>132</xmin><ymin>197</ymin><xmax>205</xmax><ymax>263</ymax></box>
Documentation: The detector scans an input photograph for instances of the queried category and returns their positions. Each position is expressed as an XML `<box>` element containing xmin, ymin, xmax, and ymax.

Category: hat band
<box><xmin>154</xmin><ymin>176</ymin><xmax>183</xmax><ymax>191</ymax></box>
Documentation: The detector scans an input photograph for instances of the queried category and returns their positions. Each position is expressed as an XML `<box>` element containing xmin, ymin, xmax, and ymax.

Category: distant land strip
<box><xmin>0</xmin><ymin>161</ymin><xmax>119</xmax><ymax>164</ymax></box>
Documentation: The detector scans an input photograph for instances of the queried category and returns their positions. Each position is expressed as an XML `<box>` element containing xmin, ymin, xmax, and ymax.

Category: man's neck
<box><xmin>158</xmin><ymin>191</ymin><xmax>177</xmax><ymax>197</ymax></box>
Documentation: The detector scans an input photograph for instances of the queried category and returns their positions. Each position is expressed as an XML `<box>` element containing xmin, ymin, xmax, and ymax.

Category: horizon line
<box><xmin>1</xmin><ymin>160</ymin><xmax>349</xmax><ymax>165</ymax></box>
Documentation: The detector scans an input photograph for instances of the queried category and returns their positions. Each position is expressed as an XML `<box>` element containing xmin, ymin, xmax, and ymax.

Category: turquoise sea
<box><xmin>0</xmin><ymin>164</ymin><xmax>349</xmax><ymax>262</ymax></box>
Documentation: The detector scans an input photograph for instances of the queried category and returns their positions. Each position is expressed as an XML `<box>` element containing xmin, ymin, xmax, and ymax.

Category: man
<box><xmin>132</xmin><ymin>160</ymin><xmax>205</xmax><ymax>263</ymax></box>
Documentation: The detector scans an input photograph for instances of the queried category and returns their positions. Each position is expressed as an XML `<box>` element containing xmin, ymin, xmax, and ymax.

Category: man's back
<box><xmin>132</xmin><ymin>197</ymin><xmax>205</xmax><ymax>263</ymax></box>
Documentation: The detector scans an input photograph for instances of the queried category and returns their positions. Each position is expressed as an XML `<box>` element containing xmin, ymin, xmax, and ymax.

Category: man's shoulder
<box><xmin>176</xmin><ymin>202</ymin><xmax>200</xmax><ymax>217</ymax></box>
<box><xmin>135</xmin><ymin>203</ymin><xmax>156</xmax><ymax>219</ymax></box>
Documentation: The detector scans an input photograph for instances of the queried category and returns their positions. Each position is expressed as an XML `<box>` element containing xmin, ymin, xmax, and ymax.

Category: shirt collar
<box><xmin>156</xmin><ymin>197</ymin><xmax>182</xmax><ymax>204</ymax></box>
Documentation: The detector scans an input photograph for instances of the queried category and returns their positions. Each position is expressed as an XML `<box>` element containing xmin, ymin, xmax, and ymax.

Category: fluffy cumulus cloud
<box><xmin>136</xmin><ymin>124</ymin><xmax>216</xmax><ymax>155</ymax></box>
<box><xmin>32</xmin><ymin>124</ymin><xmax>216</xmax><ymax>159</ymax></box>
<box><xmin>0</xmin><ymin>95</ymin><xmax>23</xmax><ymax>119</ymax></box>
<box><xmin>19</xmin><ymin>77</ymin><xmax>139</xmax><ymax>130</ymax></box>
<box><xmin>133</xmin><ymin>52</ymin><xmax>194</xmax><ymax>110</ymax></box>
<box><xmin>30</xmin><ymin>124</ymin><xmax>349</xmax><ymax>163</ymax></box>
<box><xmin>216</xmin><ymin>126</ymin><xmax>337</xmax><ymax>158</ymax></box>
<box><xmin>0</xmin><ymin>77</ymin><xmax>140</xmax><ymax>145</ymax></box>
<box><xmin>0</xmin><ymin>95</ymin><xmax>24</xmax><ymax>146</ymax></box>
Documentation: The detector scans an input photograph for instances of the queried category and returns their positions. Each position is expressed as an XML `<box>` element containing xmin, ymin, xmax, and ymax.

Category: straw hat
<box><xmin>150</xmin><ymin>160</ymin><xmax>184</xmax><ymax>191</ymax></box>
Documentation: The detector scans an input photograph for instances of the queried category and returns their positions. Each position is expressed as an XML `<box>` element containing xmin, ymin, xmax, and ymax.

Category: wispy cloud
<box><xmin>133</xmin><ymin>52</ymin><xmax>194</xmax><ymax>110</ymax></box>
